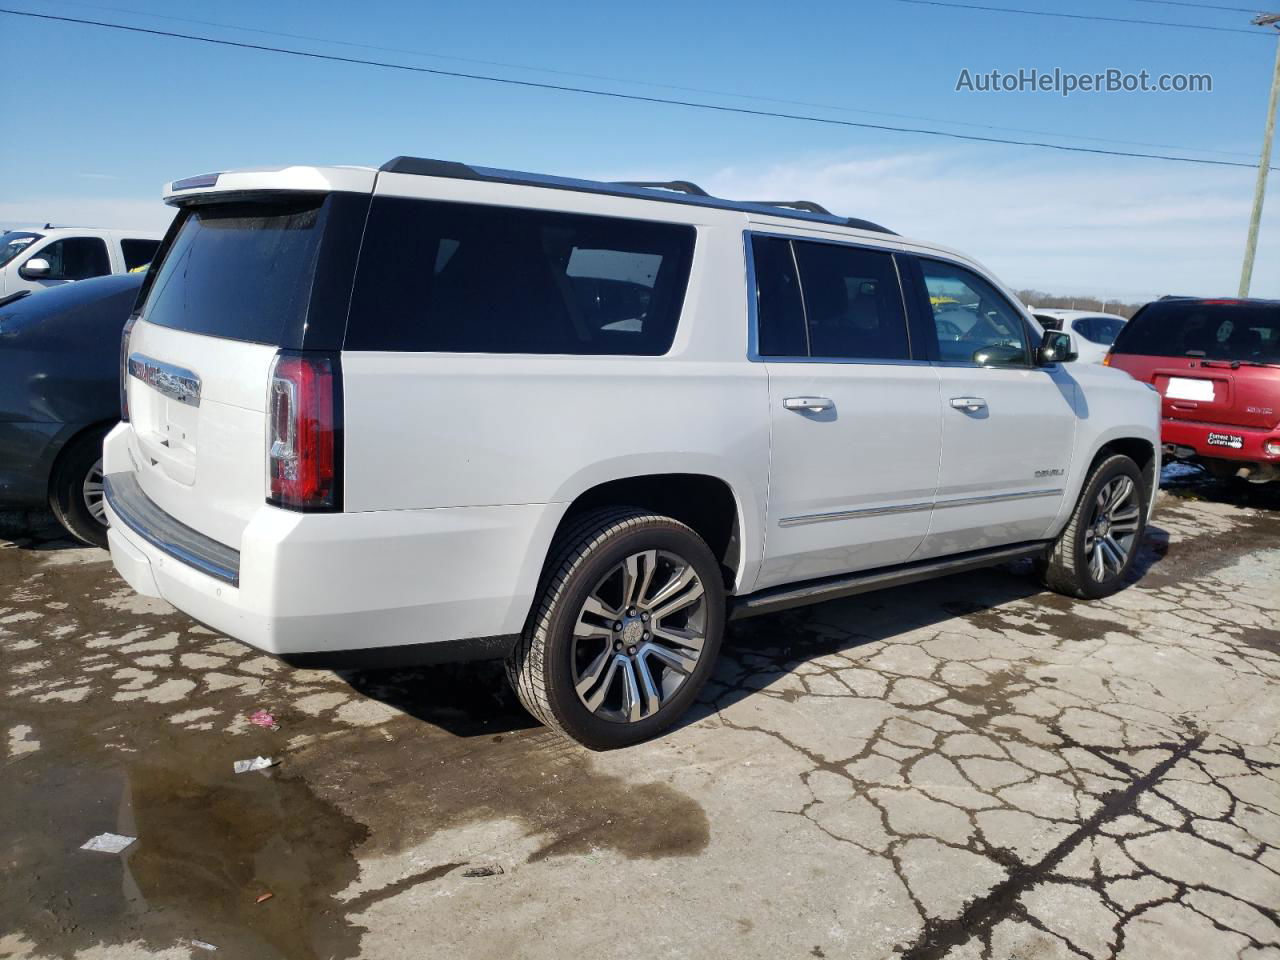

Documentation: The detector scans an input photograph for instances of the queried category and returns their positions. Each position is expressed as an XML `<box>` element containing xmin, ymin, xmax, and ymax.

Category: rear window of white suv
<box><xmin>345</xmin><ymin>198</ymin><xmax>695</xmax><ymax>355</ymax></box>
<box><xmin>141</xmin><ymin>198</ymin><xmax>326</xmax><ymax>345</ymax></box>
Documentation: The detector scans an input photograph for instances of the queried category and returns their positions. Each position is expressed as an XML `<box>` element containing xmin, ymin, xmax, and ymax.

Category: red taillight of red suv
<box><xmin>267</xmin><ymin>352</ymin><xmax>341</xmax><ymax>511</ymax></box>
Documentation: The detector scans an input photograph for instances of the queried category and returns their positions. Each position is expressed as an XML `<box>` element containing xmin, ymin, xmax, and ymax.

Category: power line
<box><xmin>35</xmin><ymin>0</ymin><xmax>1264</xmax><ymax>161</ymax></box>
<box><xmin>890</xmin><ymin>0</ymin><xmax>1270</xmax><ymax>34</ymax></box>
<box><xmin>2</xmin><ymin>7</ymin><xmax>1276</xmax><ymax>172</ymax></box>
<box><xmin>1123</xmin><ymin>0</ymin><xmax>1267</xmax><ymax>13</ymax></box>
<box><xmin>39</xmin><ymin>0</ymin><xmax>1268</xmax><ymax>162</ymax></box>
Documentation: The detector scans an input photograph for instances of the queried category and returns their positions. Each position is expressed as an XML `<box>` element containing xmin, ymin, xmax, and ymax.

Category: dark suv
<box><xmin>1107</xmin><ymin>297</ymin><xmax>1280</xmax><ymax>483</ymax></box>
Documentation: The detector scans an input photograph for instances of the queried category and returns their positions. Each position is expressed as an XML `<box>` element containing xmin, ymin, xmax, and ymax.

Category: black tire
<box><xmin>49</xmin><ymin>426</ymin><xmax>111</xmax><ymax>548</ymax></box>
<box><xmin>1041</xmin><ymin>454</ymin><xmax>1148</xmax><ymax>599</ymax></box>
<box><xmin>506</xmin><ymin>507</ymin><xmax>726</xmax><ymax>750</ymax></box>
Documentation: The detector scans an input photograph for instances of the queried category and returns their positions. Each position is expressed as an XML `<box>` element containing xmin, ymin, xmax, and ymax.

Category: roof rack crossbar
<box><xmin>748</xmin><ymin>200</ymin><xmax>833</xmax><ymax>216</ymax></box>
<box><xmin>613</xmin><ymin>180</ymin><xmax>710</xmax><ymax>197</ymax></box>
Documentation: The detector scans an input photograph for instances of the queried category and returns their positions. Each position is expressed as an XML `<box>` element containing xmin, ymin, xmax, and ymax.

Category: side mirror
<box><xmin>1037</xmin><ymin>330</ymin><xmax>1077</xmax><ymax>365</ymax></box>
<box><xmin>19</xmin><ymin>257</ymin><xmax>51</xmax><ymax>279</ymax></box>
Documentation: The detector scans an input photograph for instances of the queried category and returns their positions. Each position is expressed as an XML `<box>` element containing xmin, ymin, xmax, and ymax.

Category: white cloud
<box><xmin>0</xmin><ymin>195</ymin><xmax>174</xmax><ymax>233</ymax></box>
<box><xmin>696</xmin><ymin>149</ymin><xmax>1279</xmax><ymax>301</ymax></box>
<box><xmin>9</xmin><ymin>151</ymin><xmax>1278</xmax><ymax>301</ymax></box>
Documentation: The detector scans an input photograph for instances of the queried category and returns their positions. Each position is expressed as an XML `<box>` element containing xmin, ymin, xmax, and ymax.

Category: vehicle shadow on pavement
<box><xmin>337</xmin><ymin>660</ymin><xmax>540</xmax><ymax>738</ymax></box>
<box><xmin>677</xmin><ymin>525</ymin><xmax>1172</xmax><ymax>734</ymax></box>
<box><xmin>0</xmin><ymin>509</ymin><xmax>84</xmax><ymax>551</ymax></box>
<box><xmin>1160</xmin><ymin>469</ymin><xmax>1280</xmax><ymax>511</ymax></box>
<box><xmin>333</xmin><ymin>526</ymin><xmax>1171</xmax><ymax>742</ymax></box>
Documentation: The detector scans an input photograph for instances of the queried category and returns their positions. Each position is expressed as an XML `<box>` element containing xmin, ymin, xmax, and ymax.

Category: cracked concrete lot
<box><xmin>2</xmin><ymin>477</ymin><xmax>1279</xmax><ymax>960</ymax></box>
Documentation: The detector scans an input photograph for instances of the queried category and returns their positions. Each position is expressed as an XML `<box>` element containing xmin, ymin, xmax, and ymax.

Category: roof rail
<box><xmin>378</xmin><ymin>156</ymin><xmax>896</xmax><ymax>235</ymax></box>
<box><xmin>748</xmin><ymin>200</ymin><xmax>833</xmax><ymax>216</ymax></box>
<box><xmin>613</xmin><ymin>180</ymin><xmax>710</xmax><ymax>197</ymax></box>
<box><xmin>845</xmin><ymin>216</ymin><xmax>895</xmax><ymax>234</ymax></box>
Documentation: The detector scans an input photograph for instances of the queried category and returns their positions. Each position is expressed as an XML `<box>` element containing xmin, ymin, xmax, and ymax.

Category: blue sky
<box><xmin>2</xmin><ymin>0</ymin><xmax>1278</xmax><ymax>299</ymax></box>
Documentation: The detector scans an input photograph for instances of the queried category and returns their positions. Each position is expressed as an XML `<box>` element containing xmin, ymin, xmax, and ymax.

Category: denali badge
<box><xmin>1034</xmin><ymin>468</ymin><xmax>1064</xmax><ymax>478</ymax></box>
<box><xmin>127</xmin><ymin>353</ymin><xmax>201</xmax><ymax>407</ymax></box>
<box><xmin>1206</xmin><ymin>432</ymin><xmax>1244</xmax><ymax>449</ymax></box>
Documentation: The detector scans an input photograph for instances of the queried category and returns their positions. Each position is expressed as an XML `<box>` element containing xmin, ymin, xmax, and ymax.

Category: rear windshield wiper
<box><xmin>1198</xmin><ymin>358</ymin><xmax>1280</xmax><ymax>369</ymax></box>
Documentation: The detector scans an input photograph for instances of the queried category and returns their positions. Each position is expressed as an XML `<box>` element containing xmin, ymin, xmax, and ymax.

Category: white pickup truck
<box><xmin>103</xmin><ymin>158</ymin><xmax>1161</xmax><ymax>748</ymax></box>
<box><xmin>0</xmin><ymin>226</ymin><xmax>161</xmax><ymax>296</ymax></box>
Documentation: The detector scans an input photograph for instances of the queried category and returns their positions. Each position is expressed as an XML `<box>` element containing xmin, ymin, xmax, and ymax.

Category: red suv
<box><xmin>1107</xmin><ymin>297</ymin><xmax>1280</xmax><ymax>484</ymax></box>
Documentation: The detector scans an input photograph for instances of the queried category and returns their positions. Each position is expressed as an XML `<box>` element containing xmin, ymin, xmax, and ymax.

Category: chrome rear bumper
<box><xmin>104</xmin><ymin>472</ymin><xmax>240</xmax><ymax>586</ymax></box>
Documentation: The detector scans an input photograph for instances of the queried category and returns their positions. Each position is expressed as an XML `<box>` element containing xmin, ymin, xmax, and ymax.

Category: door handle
<box><xmin>783</xmin><ymin>396</ymin><xmax>834</xmax><ymax>413</ymax></box>
<box><xmin>950</xmin><ymin>397</ymin><xmax>987</xmax><ymax>412</ymax></box>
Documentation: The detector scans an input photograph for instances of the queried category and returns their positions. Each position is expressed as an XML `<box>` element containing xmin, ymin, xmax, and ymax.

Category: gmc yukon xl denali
<box><xmin>105</xmin><ymin>158</ymin><xmax>1161</xmax><ymax>748</ymax></box>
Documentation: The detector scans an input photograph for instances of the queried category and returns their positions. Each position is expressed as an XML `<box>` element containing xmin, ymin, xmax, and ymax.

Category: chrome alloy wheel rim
<box><xmin>1084</xmin><ymin>476</ymin><xmax>1140</xmax><ymax>582</ymax></box>
<box><xmin>571</xmin><ymin>549</ymin><xmax>708</xmax><ymax>723</ymax></box>
<box><xmin>83</xmin><ymin>458</ymin><xmax>107</xmax><ymax>523</ymax></box>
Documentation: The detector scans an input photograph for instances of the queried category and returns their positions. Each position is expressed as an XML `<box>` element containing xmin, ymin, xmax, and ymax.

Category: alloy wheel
<box><xmin>1084</xmin><ymin>475</ymin><xmax>1140</xmax><ymax>582</ymax></box>
<box><xmin>83</xmin><ymin>458</ymin><xmax>106</xmax><ymax>524</ymax></box>
<box><xmin>571</xmin><ymin>549</ymin><xmax>708</xmax><ymax>723</ymax></box>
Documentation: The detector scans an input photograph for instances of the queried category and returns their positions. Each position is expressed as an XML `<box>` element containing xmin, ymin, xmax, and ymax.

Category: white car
<box><xmin>1031</xmin><ymin>309</ymin><xmax>1128</xmax><ymax>364</ymax></box>
<box><xmin>103</xmin><ymin>159</ymin><xmax>1160</xmax><ymax>748</ymax></box>
<box><xmin>0</xmin><ymin>227</ymin><xmax>162</xmax><ymax>296</ymax></box>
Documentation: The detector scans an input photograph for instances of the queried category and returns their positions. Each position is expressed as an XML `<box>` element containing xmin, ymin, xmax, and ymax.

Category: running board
<box><xmin>730</xmin><ymin>541</ymin><xmax>1051</xmax><ymax>620</ymax></box>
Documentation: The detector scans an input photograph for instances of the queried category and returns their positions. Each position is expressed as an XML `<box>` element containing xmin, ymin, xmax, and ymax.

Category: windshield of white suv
<box><xmin>0</xmin><ymin>232</ymin><xmax>43</xmax><ymax>268</ymax></box>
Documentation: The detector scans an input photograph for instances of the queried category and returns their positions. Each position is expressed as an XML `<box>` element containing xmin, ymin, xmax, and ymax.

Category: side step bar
<box><xmin>730</xmin><ymin>541</ymin><xmax>1051</xmax><ymax>620</ymax></box>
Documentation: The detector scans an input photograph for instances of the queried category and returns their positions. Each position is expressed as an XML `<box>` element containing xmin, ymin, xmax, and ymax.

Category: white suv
<box><xmin>104</xmin><ymin>158</ymin><xmax>1160</xmax><ymax>748</ymax></box>
<box><xmin>0</xmin><ymin>227</ymin><xmax>162</xmax><ymax>295</ymax></box>
<box><xmin>1031</xmin><ymin>309</ymin><xmax>1128</xmax><ymax>364</ymax></box>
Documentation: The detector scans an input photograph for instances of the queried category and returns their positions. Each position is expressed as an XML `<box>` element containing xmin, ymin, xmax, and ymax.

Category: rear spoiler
<box><xmin>163</xmin><ymin>166</ymin><xmax>377</xmax><ymax>206</ymax></box>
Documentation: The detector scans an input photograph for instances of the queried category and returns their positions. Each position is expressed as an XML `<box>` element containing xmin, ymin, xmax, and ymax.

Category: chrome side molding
<box><xmin>779</xmin><ymin>501</ymin><xmax>933</xmax><ymax>527</ymax></box>
<box><xmin>779</xmin><ymin>488</ymin><xmax>1063</xmax><ymax>527</ymax></box>
<box><xmin>127</xmin><ymin>353</ymin><xmax>201</xmax><ymax>407</ymax></box>
<box><xmin>933</xmin><ymin>488</ymin><xmax>1064</xmax><ymax>510</ymax></box>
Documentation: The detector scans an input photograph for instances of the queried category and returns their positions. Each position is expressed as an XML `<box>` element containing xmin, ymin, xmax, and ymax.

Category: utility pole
<box><xmin>1240</xmin><ymin>13</ymin><xmax>1280</xmax><ymax>297</ymax></box>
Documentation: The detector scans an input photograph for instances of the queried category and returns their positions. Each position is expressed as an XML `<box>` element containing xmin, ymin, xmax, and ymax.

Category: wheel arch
<box><xmin>45</xmin><ymin>418</ymin><xmax>117</xmax><ymax>504</ymax></box>
<box><xmin>546</xmin><ymin>471</ymin><xmax>749</xmax><ymax>593</ymax></box>
<box><xmin>1088</xmin><ymin>436</ymin><xmax>1158</xmax><ymax>508</ymax></box>
<box><xmin>1052</xmin><ymin>431</ymin><xmax>1159</xmax><ymax>537</ymax></box>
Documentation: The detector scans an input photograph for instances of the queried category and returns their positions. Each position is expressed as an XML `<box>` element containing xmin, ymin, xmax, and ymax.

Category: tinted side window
<box><xmin>35</xmin><ymin>237</ymin><xmax>111</xmax><ymax>280</ymax></box>
<box><xmin>751</xmin><ymin>236</ymin><xmax>807</xmax><ymax>357</ymax></box>
<box><xmin>1034</xmin><ymin>314</ymin><xmax>1063</xmax><ymax>331</ymax></box>
<box><xmin>793</xmin><ymin>241</ymin><xmax>910</xmax><ymax>361</ymax></box>
<box><xmin>1076</xmin><ymin>316</ymin><xmax>1125</xmax><ymax>345</ymax></box>
<box><xmin>920</xmin><ymin>259</ymin><xmax>1030</xmax><ymax>367</ymax></box>
<box><xmin>347</xmin><ymin>198</ymin><xmax>695</xmax><ymax>355</ymax></box>
<box><xmin>121</xmin><ymin>238</ymin><xmax>160</xmax><ymax>271</ymax></box>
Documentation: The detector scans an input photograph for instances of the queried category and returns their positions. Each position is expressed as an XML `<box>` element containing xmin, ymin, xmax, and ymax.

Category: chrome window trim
<box><xmin>779</xmin><ymin>487</ymin><xmax>1063</xmax><ymax>527</ymax></box>
<box><xmin>743</xmin><ymin>229</ymin><xmax>920</xmax><ymax>365</ymax></box>
<box><xmin>127</xmin><ymin>353</ymin><xmax>202</xmax><ymax>408</ymax></box>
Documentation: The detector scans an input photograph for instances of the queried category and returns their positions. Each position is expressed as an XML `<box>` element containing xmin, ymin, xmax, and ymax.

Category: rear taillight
<box><xmin>267</xmin><ymin>352</ymin><xmax>341</xmax><ymax>511</ymax></box>
<box><xmin>119</xmin><ymin>314</ymin><xmax>138</xmax><ymax>420</ymax></box>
